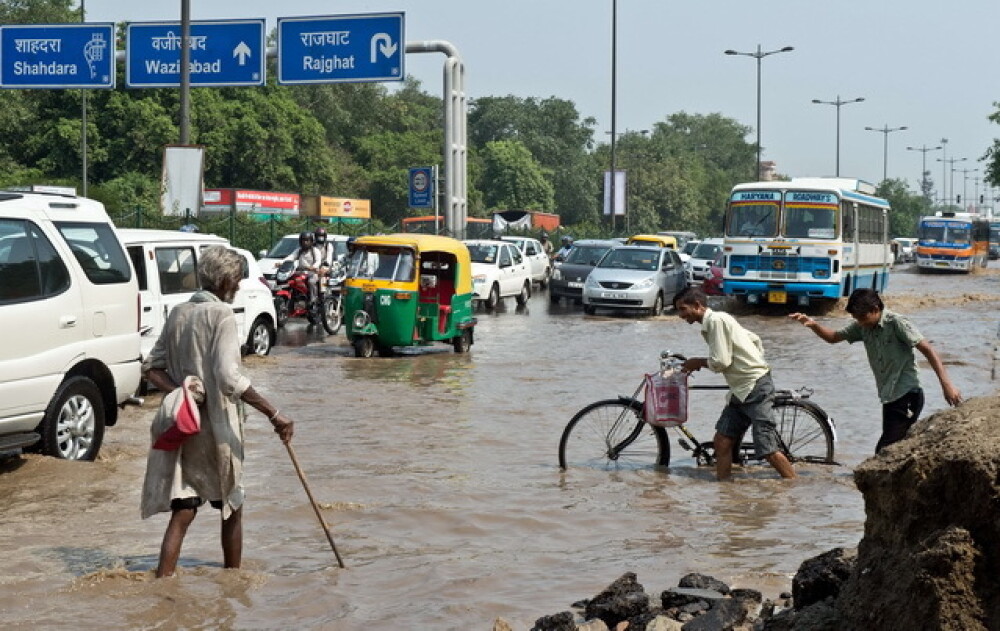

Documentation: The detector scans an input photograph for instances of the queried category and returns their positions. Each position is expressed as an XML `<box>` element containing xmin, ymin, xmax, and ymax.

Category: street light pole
<box><xmin>811</xmin><ymin>96</ymin><xmax>865</xmax><ymax>177</ymax></box>
<box><xmin>725</xmin><ymin>44</ymin><xmax>794</xmax><ymax>180</ymax></box>
<box><xmin>864</xmin><ymin>124</ymin><xmax>908</xmax><ymax>183</ymax></box>
<box><xmin>609</xmin><ymin>0</ymin><xmax>618</xmax><ymax>231</ymax></box>
<box><xmin>937</xmin><ymin>157</ymin><xmax>966</xmax><ymax>206</ymax></box>
<box><xmin>905</xmin><ymin>144</ymin><xmax>942</xmax><ymax>200</ymax></box>
<box><xmin>939</xmin><ymin>138</ymin><xmax>949</xmax><ymax>205</ymax></box>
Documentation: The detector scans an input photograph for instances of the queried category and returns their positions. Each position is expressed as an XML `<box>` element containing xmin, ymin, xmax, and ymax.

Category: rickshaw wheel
<box><xmin>453</xmin><ymin>329</ymin><xmax>472</xmax><ymax>353</ymax></box>
<box><xmin>353</xmin><ymin>336</ymin><xmax>375</xmax><ymax>358</ymax></box>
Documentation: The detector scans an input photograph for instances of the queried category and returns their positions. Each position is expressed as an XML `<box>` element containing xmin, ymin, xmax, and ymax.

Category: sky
<box><xmin>82</xmin><ymin>0</ymin><xmax>1000</xmax><ymax>200</ymax></box>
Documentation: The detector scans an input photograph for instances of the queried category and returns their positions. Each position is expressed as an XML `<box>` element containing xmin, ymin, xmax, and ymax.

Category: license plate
<box><xmin>601</xmin><ymin>292</ymin><xmax>628</xmax><ymax>299</ymax></box>
<box><xmin>767</xmin><ymin>290</ymin><xmax>787</xmax><ymax>304</ymax></box>
<box><xmin>934</xmin><ymin>261</ymin><xmax>949</xmax><ymax>268</ymax></box>
<box><xmin>568</xmin><ymin>281</ymin><xmax>583</xmax><ymax>288</ymax></box>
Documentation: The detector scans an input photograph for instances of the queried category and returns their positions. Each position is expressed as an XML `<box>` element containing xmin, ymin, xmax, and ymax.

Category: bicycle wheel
<box><xmin>772</xmin><ymin>398</ymin><xmax>835</xmax><ymax>464</ymax></box>
<box><xmin>558</xmin><ymin>398</ymin><xmax>669</xmax><ymax>470</ymax></box>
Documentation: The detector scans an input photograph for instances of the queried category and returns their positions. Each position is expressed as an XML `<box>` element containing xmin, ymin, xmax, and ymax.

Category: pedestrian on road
<box><xmin>141</xmin><ymin>246</ymin><xmax>294</xmax><ymax>578</ymax></box>
<box><xmin>673</xmin><ymin>286</ymin><xmax>797</xmax><ymax>481</ymax></box>
<box><xmin>789</xmin><ymin>288</ymin><xmax>961</xmax><ymax>453</ymax></box>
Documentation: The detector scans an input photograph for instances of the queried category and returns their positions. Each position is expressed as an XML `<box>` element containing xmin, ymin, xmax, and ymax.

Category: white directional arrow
<box><xmin>233</xmin><ymin>41</ymin><xmax>252</xmax><ymax>66</ymax></box>
<box><xmin>370</xmin><ymin>33</ymin><xmax>397</xmax><ymax>63</ymax></box>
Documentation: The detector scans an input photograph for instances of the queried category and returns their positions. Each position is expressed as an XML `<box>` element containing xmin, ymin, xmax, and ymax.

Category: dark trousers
<box><xmin>876</xmin><ymin>389</ymin><xmax>924</xmax><ymax>453</ymax></box>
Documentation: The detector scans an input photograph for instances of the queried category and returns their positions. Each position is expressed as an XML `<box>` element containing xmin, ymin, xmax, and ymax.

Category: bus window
<box><xmin>727</xmin><ymin>203</ymin><xmax>778</xmax><ymax>237</ymax></box>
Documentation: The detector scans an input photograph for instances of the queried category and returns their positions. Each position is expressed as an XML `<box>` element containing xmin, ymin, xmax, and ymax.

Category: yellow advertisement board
<box><xmin>303</xmin><ymin>196</ymin><xmax>371</xmax><ymax>219</ymax></box>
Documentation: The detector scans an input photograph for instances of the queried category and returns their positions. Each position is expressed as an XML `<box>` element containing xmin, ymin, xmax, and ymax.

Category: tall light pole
<box><xmin>955</xmin><ymin>167</ymin><xmax>977</xmax><ymax>210</ymax></box>
<box><xmin>864</xmin><ymin>124</ymin><xmax>908</xmax><ymax>183</ymax></box>
<box><xmin>609</xmin><ymin>0</ymin><xmax>618</xmax><ymax>231</ymax></box>
<box><xmin>812</xmin><ymin>96</ymin><xmax>865</xmax><ymax>177</ymax></box>
<box><xmin>724</xmin><ymin>44</ymin><xmax>794</xmax><ymax>180</ymax></box>
<box><xmin>939</xmin><ymin>138</ymin><xmax>949</xmax><ymax>205</ymax></box>
<box><xmin>937</xmin><ymin>157</ymin><xmax>966</xmax><ymax>206</ymax></box>
<box><xmin>906</xmin><ymin>144</ymin><xmax>942</xmax><ymax>199</ymax></box>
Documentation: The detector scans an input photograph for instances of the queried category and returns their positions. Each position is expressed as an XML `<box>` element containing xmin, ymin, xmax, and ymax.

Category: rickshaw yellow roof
<box><xmin>627</xmin><ymin>234</ymin><xmax>677</xmax><ymax>248</ymax></box>
<box><xmin>354</xmin><ymin>233</ymin><xmax>468</xmax><ymax>255</ymax></box>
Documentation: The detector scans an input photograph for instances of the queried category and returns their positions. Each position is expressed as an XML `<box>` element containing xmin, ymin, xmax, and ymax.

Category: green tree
<box><xmin>479</xmin><ymin>140</ymin><xmax>554</xmax><ymax>211</ymax></box>
<box><xmin>877</xmin><ymin>178</ymin><xmax>930</xmax><ymax>237</ymax></box>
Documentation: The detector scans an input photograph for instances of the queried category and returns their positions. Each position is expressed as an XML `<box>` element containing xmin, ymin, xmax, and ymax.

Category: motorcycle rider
<box><xmin>556</xmin><ymin>235</ymin><xmax>574</xmax><ymax>259</ymax></box>
<box><xmin>293</xmin><ymin>231</ymin><xmax>323</xmax><ymax>306</ymax></box>
<box><xmin>540</xmin><ymin>232</ymin><xmax>554</xmax><ymax>257</ymax></box>
<box><xmin>313</xmin><ymin>227</ymin><xmax>335</xmax><ymax>270</ymax></box>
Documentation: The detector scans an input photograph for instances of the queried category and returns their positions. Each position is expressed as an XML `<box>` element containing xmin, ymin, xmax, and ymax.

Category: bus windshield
<box><xmin>727</xmin><ymin>202</ymin><xmax>778</xmax><ymax>237</ymax></box>
<box><xmin>920</xmin><ymin>222</ymin><xmax>971</xmax><ymax>244</ymax></box>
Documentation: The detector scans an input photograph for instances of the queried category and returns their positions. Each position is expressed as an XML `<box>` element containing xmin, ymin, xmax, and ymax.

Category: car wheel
<box><xmin>353</xmin><ymin>336</ymin><xmax>375</xmax><ymax>358</ymax></box>
<box><xmin>485</xmin><ymin>283</ymin><xmax>500</xmax><ymax>310</ymax></box>
<box><xmin>39</xmin><ymin>376</ymin><xmax>105</xmax><ymax>461</ymax></box>
<box><xmin>515</xmin><ymin>281</ymin><xmax>530</xmax><ymax>306</ymax></box>
<box><xmin>650</xmin><ymin>293</ymin><xmax>663</xmax><ymax>316</ymax></box>
<box><xmin>584</xmin><ymin>304</ymin><xmax>596</xmax><ymax>315</ymax></box>
<box><xmin>246</xmin><ymin>316</ymin><xmax>275</xmax><ymax>356</ymax></box>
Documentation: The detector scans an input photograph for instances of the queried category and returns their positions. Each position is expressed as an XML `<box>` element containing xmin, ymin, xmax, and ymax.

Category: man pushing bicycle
<box><xmin>672</xmin><ymin>287</ymin><xmax>797</xmax><ymax>481</ymax></box>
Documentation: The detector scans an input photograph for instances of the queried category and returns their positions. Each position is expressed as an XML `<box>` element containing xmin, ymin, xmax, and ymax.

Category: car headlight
<box><xmin>551</xmin><ymin>269</ymin><xmax>562</xmax><ymax>281</ymax></box>
<box><xmin>634</xmin><ymin>277</ymin><xmax>654</xmax><ymax>289</ymax></box>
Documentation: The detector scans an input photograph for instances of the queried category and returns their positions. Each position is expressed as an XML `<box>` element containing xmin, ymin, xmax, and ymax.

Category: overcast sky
<box><xmin>83</xmin><ymin>0</ymin><xmax>1000</xmax><ymax>198</ymax></box>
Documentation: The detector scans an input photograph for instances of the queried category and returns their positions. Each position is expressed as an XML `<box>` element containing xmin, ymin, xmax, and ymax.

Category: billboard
<box><xmin>202</xmin><ymin>188</ymin><xmax>300</xmax><ymax>215</ymax></box>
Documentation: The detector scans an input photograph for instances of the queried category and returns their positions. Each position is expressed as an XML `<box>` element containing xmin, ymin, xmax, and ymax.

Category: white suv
<box><xmin>118</xmin><ymin>229</ymin><xmax>278</xmax><ymax>360</ymax></box>
<box><xmin>464</xmin><ymin>239</ymin><xmax>532</xmax><ymax>309</ymax></box>
<box><xmin>501</xmin><ymin>236</ymin><xmax>551</xmax><ymax>287</ymax></box>
<box><xmin>0</xmin><ymin>192</ymin><xmax>141</xmax><ymax>460</ymax></box>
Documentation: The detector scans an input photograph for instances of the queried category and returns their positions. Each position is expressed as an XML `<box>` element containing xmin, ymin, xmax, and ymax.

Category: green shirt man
<box><xmin>789</xmin><ymin>288</ymin><xmax>961</xmax><ymax>453</ymax></box>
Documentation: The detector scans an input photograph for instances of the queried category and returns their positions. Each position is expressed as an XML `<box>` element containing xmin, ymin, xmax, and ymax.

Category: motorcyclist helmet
<box><xmin>561</xmin><ymin>235</ymin><xmax>573</xmax><ymax>246</ymax></box>
<box><xmin>313</xmin><ymin>226</ymin><xmax>328</xmax><ymax>245</ymax></box>
<box><xmin>540</xmin><ymin>232</ymin><xmax>549</xmax><ymax>241</ymax></box>
<box><xmin>298</xmin><ymin>231</ymin><xmax>315</xmax><ymax>248</ymax></box>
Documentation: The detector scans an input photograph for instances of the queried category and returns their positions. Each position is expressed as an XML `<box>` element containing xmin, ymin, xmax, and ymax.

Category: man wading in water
<box><xmin>673</xmin><ymin>287</ymin><xmax>797</xmax><ymax>481</ymax></box>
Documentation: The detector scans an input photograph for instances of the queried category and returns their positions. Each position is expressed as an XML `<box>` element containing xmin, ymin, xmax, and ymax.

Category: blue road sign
<box><xmin>126</xmin><ymin>19</ymin><xmax>264</xmax><ymax>88</ymax></box>
<box><xmin>0</xmin><ymin>23</ymin><xmax>114</xmax><ymax>89</ymax></box>
<box><xmin>409</xmin><ymin>167</ymin><xmax>434</xmax><ymax>209</ymax></box>
<box><xmin>277</xmin><ymin>13</ymin><xmax>404</xmax><ymax>85</ymax></box>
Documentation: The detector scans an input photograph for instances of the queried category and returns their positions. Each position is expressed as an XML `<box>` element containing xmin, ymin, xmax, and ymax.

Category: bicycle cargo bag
<box><xmin>644</xmin><ymin>370</ymin><xmax>688</xmax><ymax>427</ymax></box>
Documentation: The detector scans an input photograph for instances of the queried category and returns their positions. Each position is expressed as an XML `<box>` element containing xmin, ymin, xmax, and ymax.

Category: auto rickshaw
<box><xmin>626</xmin><ymin>234</ymin><xmax>678</xmax><ymax>249</ymax></box>
<box><xmin>343</xmin><ymin>234</ymin><xmax>477</xmax><ymax>358</ymax></box>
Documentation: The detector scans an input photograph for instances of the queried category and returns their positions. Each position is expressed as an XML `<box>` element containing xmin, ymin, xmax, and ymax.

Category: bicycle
<box><xmin>558</xmin><ymin>351</ymin><xmax>837</xmax><ymax>471</ymax></box>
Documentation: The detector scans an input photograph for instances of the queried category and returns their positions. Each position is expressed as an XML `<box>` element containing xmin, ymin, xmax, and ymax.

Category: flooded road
<box><xmin>2</xmin><ymin>263</ymin><xmax>999</xmax><ymax>629</ymax></box>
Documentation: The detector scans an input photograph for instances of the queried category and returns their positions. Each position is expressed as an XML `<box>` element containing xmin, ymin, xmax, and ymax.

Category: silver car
<box><xmin>582</xmin><ymin>245</ymin><xmax>687</xmax><ymax>316</ymax></box>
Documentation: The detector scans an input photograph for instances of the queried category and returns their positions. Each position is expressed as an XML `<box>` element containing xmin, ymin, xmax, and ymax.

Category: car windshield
<box><xmin>564</xmin><ymin>245</ymin><xmax>611</xmax><ymax>266</ymax></box>
<box><xmin>265</xmin><ymin>237</ymin><xmax>299</xmax><ymax>258</ymax></box>
<box><xmin>467</xmin><ymin>243</ymin><xmax>499</xmax><ymax>264</ymax></box>
<box><xmin>347</xmin><ymin>247</ymin><xmax>415</xmax><ymax>281</ymax></box>
<box><xmin>682</xmin><ymin>241</ymin><xmax>700</xmax><ymax>255</ymax></box>
<box><xmin>597</xmin><ymin>248</ymin><xmax>659</xmax><ymax>271</ymax></box>
<box><xmin>692</xmin><ymin>242</ymin><xmax>721</xmax><ymax>260</ymax></box>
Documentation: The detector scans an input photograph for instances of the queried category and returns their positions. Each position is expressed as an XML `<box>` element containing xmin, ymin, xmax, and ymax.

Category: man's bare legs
<box><xmin>222</xmin><ymin>506</ymin><xmax>243</xmax><ymax>569</ymax></box>
<box><xmin>714</xmin><ymin>432</ymin><xmax>797</xmax><ymax>480</ymax></box>
<box><xmin>156</xmin><ymin>506</ymin><xmax>197</xmax><ymax>577</ymax></box>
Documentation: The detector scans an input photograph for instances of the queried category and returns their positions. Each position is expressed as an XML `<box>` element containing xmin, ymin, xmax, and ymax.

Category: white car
<box><xmin>464</xmin><ymin>239</ymin><xmax>532</xmax><ymax>309</ymax></box>
<box><xmin>687</xmin><ymin>238</ymin><xmax>724</xmax><ymax>283</ymax></box>
<box><xmin>119</xmin><ymin>229</ymin><xmax>278</xmax><ymax>359</ymax></box>
<box><xmin>501</xmin><ymin>236</ymin><xmax>551</xmax><ymax>287</ymax></box>
<box><xmin>0</xmin><ymin>192</ymin><xmax>142</xmax><ymax>460</ymax></box>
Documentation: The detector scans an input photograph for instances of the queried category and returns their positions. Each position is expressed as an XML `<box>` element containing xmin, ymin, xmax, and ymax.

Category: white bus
<box><xmin>722</xmin><ymin>178</ymin><xmax>892</xmax><ymax>307</ymax></box>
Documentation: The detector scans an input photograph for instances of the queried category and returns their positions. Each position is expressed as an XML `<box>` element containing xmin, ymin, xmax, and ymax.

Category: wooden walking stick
<box><xmin>284</xmin><ymin>442</ymin><xmax>346</xmax><ymax>569</ymax></box>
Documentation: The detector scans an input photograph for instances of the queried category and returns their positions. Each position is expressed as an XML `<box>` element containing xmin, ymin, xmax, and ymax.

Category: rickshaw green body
<box><xmin>344</xmin><ymin>234</ymin><xmax>476</xmax><ymax>354</ymax></box>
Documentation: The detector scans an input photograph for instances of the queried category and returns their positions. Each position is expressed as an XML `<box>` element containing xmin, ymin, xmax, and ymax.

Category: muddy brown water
<box><xmin>2</xmin><ymin>263</ymin><xmax>999</xmax><ymax>629</ymax></box>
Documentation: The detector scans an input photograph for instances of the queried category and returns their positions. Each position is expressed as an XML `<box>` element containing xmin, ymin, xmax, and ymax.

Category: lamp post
<box><xmin>724</xmin><ymin>44</ymin><xmax>794</xmax><ymax>180</ymax></box>
<box><xmin>864</xmin><ymin>124</ymin><xmax>908</xmax><ymax>183</ymax></box>
<box><xmin>954</xmin><ymin>167</ymin><xmax>977</xmax><ymax>210</ymax></box>
<box><xmin>811</xmin><ymin>96</ymin><xmax>865</xmax><ymax>177</ymax></box>
<box><xmin>609</xmin><ymin>0</ymin><xmax>618</xmax><ymax>231</ymax></box>
<box><xmin>937</xmin><ymin>157</ymin><xmax>966</xmax><ymax>206</ymax></box>
<box><xmin>905</xmin><ymin>144</ymin><xmax>942</xmax><ymax>200</ymax></box>
<box><xmin>939</xmin><ymin>138</ymin><xmax>949</xmax><ymax>205</ymax></box>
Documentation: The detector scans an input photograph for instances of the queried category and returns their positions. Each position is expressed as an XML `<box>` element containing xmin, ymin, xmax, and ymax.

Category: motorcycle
<box><xmin>272</xmin><ymin>260</ymin><xmax>343</xmax><ymax>335</ymax></box>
